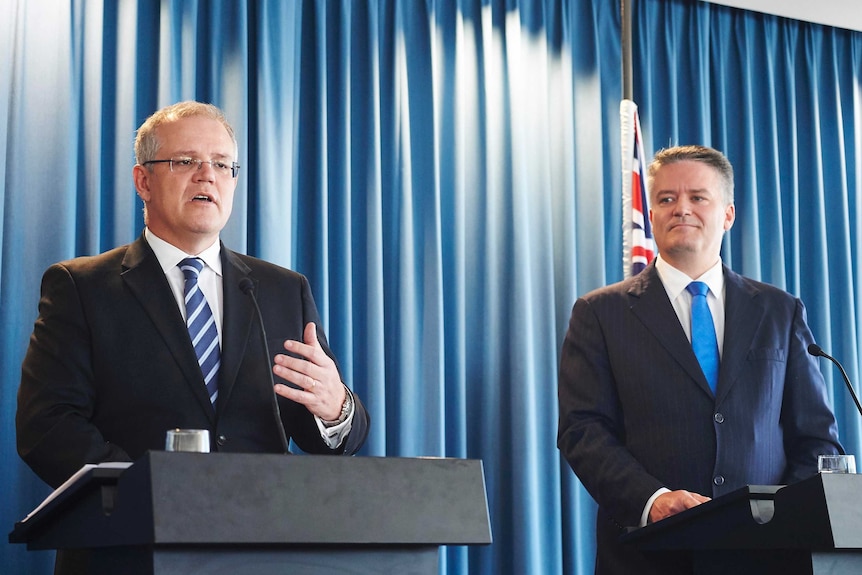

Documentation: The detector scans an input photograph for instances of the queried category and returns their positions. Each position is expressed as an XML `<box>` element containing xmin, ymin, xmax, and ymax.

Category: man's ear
<box><xmin>133</xmin><ymin>164</ymin><xmax>151</xmax><ymax>202</ymax></box>
<box><xmin>723</xmin><ymin>203</ymin><xmax>736</xmax><ymax>231</ymax></box>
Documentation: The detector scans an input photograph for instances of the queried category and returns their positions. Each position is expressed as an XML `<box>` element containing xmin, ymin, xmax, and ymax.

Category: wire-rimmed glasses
<box><xmin>143</xmin><ymin>156</ymin><xmax>241</xmax><ymax>179</ymax></box>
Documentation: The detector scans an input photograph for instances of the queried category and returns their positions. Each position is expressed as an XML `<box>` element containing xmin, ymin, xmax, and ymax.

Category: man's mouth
<box><xmin>192</xmin><ymin>194</ymin><xmax>214</xmax><ymax>203</ymax></box>
<box><xmin>670</xmin><ymin>221</ymin><xmax>696</xmax><ymax>230</ymax></box>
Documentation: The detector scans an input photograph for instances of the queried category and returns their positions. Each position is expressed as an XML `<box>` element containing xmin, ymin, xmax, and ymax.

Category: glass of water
<box><xmin>818</xmin><ymin>454</ymin><xmax>856</xmax><ymax>474</ymax></box>
<box><xmin>165</xmin><ymin>428</ymin><xmax>210</xmax><ymax>453</ymax></box>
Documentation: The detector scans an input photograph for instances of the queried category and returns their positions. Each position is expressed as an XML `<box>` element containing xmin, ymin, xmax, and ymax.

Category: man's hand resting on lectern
<box><xmin>649</xmin><ymin>490</ymin><xmax>711</xmax><ymax>524</ymax></box>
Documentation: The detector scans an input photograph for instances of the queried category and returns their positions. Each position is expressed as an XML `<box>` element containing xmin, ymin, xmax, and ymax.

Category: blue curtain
<box><xmin>2</xmin><ymin>1</ymin><xmax>860</xmax><ymax>574</ymax></box>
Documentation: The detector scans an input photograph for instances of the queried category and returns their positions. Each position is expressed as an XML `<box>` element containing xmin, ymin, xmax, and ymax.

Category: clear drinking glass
<box><xmin>817</xmin><ymin>454</ymin><xmax>856</xmax><ymax>474</ymax></box>
<box><xmin>165</xmin><ymin>428</ymin><xmax>210</xmax><ymax>453</ymax></box>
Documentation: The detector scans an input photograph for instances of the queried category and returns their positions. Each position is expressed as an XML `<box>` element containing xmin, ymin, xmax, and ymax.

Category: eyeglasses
<box><xmin>143</xmin><ymin>157</ymin><xmax>241</xmax><ymax>179</ymax></box>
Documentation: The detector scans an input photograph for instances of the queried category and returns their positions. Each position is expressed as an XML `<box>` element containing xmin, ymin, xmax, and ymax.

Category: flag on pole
<box><xmin>621</xmin><ymin>99</ymin><xmax>655</xmax><ymax>278</ymax></box>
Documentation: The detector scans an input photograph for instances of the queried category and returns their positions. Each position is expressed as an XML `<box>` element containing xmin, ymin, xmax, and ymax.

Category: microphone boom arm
<box><xmin>240</xmin><ymin>278</ymin><xmax>291</xmax><ymax>454</ymax></box>
<box><xmin>809</xmin><ymin>343</ymin><xmax>862</xmax><ymax>418</ymax></box>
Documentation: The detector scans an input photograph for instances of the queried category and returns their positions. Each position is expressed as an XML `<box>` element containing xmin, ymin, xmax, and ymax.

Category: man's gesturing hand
<box><xmin>272</xmin><ymin>322</ymin><xmax>346</xmax><ymax>421</ymax></box>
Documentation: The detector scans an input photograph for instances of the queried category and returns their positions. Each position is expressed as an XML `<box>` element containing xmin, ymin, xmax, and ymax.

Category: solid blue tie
<box><xmin>686</xmin><ymin>281</ymin><xmax>719</xmax><ymax>393</ymax></box>
<box><xmin>179</xmin><ymin>258</ymin><xmax>220</xmax><ymax>409</ymax></box>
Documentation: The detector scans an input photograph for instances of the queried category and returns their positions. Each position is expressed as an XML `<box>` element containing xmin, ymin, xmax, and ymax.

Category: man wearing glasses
<box><xmin>17</xmin><ymin>101</ymin><xmax>369</xmax><ymax>497</ymax></box>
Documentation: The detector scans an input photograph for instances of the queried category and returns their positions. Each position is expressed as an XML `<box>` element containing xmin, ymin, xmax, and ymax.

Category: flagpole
<box><xmin>621</xmin><ymin>0</ymin><xmax>634</xmax><ymax>276</ymax></box>
<box><xmin>620</xmin><ymin>0</ymin><xmax>654</xmax><ymax>278</ymax></box>
<box><xmin>621</xmin><ymin>0</ymin><xmax>633</xmax><ymax>100</ymax></box>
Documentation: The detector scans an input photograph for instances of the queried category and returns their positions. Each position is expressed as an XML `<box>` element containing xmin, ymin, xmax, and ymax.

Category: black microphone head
<box><xmin>808</xmin><ymin>343</ymin><xmax>823</xmax><ymax>357</ymax></box>
<box><xmin>239</xmin><ymin>277</ymin><xmax>254</xmax><ymax>295</ymax></box>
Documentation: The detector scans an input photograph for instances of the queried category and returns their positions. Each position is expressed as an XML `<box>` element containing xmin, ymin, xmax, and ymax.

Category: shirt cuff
<box><xmin>314</xmin><ymin>387</ymin><xmax>355</xmax><ymax>449</ymax></box>
<box><xmin>640</xmin><ymin>487</ymin><xmax>671</xmax><ymax>527</ymax></box>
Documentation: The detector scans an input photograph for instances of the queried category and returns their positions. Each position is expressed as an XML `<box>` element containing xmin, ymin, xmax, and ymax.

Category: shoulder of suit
<box><xmin>227</xmin><ymin>250</ymin><xmax>306</xmax><ymax>282</ymax></box>
<box><xmin>579</xmin><ymin>266</ymin><xmax>656</xmax><ymax>304</ymax></box>
<box><xmin>726</xmin><ymin>268</ymin><xmax>798</xmax><ymax>304</ymax></box>
<box><xmin>48</xmin><ymin>243</ymin><xmax>133</xmax><ymax>277</ymax></box>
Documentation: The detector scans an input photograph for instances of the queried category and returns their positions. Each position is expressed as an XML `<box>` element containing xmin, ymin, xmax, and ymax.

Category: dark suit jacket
<box><xmin>18</xmin><ymin>234</ymin><xmax>369</xmax><ymax>490</ymax></box>
<box><xmin>558</xmin><ymin>262</ymin><xmax>841</xmax><ymax>574</ymax></box>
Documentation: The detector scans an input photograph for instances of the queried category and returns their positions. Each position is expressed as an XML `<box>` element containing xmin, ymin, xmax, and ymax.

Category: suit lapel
<box><xmin>120</xmin><ymin>236</ymin><xmax>216</xmax><ymax>421</ymax></box>
<box><xmin>629</xmin><ymin>265</ymin><xmax>714</xmax><ymax>396</ymax></box>
<box><xmin>218</xmin><ymin>247</ymin><xmax>255</xmax><ymax>408</ymax></box>
<box><xmin>716</xmin><ymin>268</ymin><xmax>764</xmax><ymax>400</ymax></box>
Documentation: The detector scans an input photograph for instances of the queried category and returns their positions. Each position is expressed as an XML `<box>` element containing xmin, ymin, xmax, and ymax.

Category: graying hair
<box><xmin>134</xmin><ymin>101</ymin><xmax>237</xmax><ymax>165</ymax></box>
<box><xmin>646</xmin><ymin>145</ymin><xmax>734</xmax><ymax>205</ymax></box>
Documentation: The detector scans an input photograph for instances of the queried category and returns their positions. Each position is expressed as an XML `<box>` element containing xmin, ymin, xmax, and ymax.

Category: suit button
<box><xmin>217</xmin><ymin>435</ymin><xmax>227</xmax><ymax>446</ymax></box>
<box><xmin>713</xmin><ymin>475</ymin><xmax>725</xmax><ymax>486</ymax></box>
<box><xmin>714</xmin><ymin>413</ymin><xmax>725</xmax><ymax>424</ymax></box>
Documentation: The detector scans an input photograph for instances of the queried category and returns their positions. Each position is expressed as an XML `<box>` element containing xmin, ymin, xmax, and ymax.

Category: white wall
<box><xmin>704</xmin><ymin>0</ymin><xmax>862</xmax><ymax>32</ymax></box>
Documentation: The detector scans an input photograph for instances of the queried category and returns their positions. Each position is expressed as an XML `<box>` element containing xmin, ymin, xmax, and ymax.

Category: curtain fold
<box><xmin>2</xmin><ymin>1</ymin><xmax>861</xmax><ymax>574</ymax></box>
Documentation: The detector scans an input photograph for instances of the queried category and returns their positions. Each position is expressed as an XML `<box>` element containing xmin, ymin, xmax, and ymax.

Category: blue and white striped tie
<box><xmin>179</xmin><ymin>258</ymin><xmax>220</xmax><ymax>409</ymax></box>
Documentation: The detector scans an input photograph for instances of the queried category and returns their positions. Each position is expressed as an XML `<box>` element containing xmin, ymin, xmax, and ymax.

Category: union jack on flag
<box><xmin>621</xmin><ymin>100</ymin><xmax>655</xmax><ymax>278</ymax></box>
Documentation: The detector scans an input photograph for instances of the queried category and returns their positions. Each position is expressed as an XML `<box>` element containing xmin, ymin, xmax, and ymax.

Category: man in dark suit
<box><xmin>17</xmin><ymin>101</ymin><xmax>369</xmax><ymax>493</ymax></box>
<box><xmin>557</xmin><ymin>145</ymin><xmax>842</xmax><ymax>574</ymax></box>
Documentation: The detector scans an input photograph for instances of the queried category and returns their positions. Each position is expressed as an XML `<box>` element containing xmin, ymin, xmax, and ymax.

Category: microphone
<box><xmin>808</xmin><ymin>343</ymin><xmax>862</xmax><ymax>417</ymax></box>
<box><xmin>239</xmin><ymin>277</ymin><xmax>290</xmax><ymax>454</ymax></box>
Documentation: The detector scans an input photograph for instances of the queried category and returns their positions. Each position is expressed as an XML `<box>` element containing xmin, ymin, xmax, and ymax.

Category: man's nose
<box><xmin>194</xmin><ymin>160</ymin><xmax>217</xmax><ymax>181</ymax></box>
<box><xmin>674</xmin><ymin>198</ymin><xmax>692</xmax><ymax>216</ymax></box>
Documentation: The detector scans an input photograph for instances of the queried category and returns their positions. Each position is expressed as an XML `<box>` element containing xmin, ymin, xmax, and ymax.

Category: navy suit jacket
<box><xmin>18</xmin><ymin>235</ymin><xmax>369</xmax><ymax>489</ymax></box>
<box><xmin>558</xmin><ymin>262</ymin><xmax>841</xmax><ymax>574</ymax></box>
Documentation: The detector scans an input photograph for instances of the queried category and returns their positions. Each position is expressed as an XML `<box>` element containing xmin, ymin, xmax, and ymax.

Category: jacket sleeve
<box><xmin>557</xmin><ymin>297</ymin><xmax>664</xmax><ymax>527</ymax></box>
<box><xmin>280</xmin><ymin>274</ymin><xmax>370</xmax><ymax>455</ymax></box>
<box><xmin>779</xmin><ymin>298</ymin><xmax>843</xmax><ymax>483</ymax></box>
<box><xmin>17</xmin><ymin>264</ymin><xmax>131</xmax><ymax>489</ymax></box>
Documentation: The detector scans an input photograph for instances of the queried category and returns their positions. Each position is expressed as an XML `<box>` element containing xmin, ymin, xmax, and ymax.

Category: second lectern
<box><xmin>622</xmin><ymin>473</ymin><xmax>862</xmax><ymax>575</ymax></box>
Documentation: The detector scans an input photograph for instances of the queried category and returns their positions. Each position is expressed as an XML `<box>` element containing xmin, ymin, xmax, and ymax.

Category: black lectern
<box><xmin>10</xmin><ymin>452</ymin><xmax>492</xmax><ymax>575</ymax></box>
<box><xmin>621</xmin><ymin>473</ymin><xmax>862</xmax><ymax>575</ymax></box>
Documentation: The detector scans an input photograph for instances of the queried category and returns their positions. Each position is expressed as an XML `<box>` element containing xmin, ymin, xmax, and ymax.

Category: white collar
<box><xmin>655</xmin><ymin>254</ymin><xmax>724</xmax><ymax>301</ymax></box>
<box><xmin>144</xmin><ymin>228</ymin><xmax>223</xmax><ymax>277</ymax></box>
